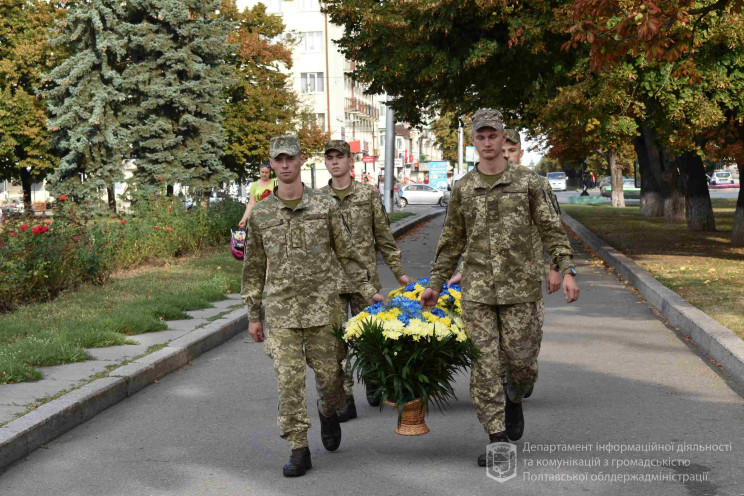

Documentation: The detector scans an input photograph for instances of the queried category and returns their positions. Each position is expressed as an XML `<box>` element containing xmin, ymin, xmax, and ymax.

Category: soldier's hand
<box><xmin>369</xmin><ymin>293</ymin><xmax>386</xmax><ymax>305</ymax></box>
<box><xmin>248</xmin><ymin>321</ymin><xmax>264</xmax><ymax>342</ymax></box>
<box><xmin>238</xmin><ymin>219</ymin><xmax>247</xmax><ymax>229</ymax></box>
<box><xmin>420</xmin><ymin>288</ymin><xmax>440</xmax><ymax>310</ymax></box>
<box><xmin>448</xmin><ymin>272</ymin><xmax>462</xmax><ymax>286</ymax></box>
<box><xmin>397</xmin><ymin>274</ymin><xmax>412</xmax><ymax>286</ymax></box>
<box><xmin>546</xmin><ymin>269</ymin><xmax>562</xmax><ymax>294</ymax></box>
<box><xmin>563</xmin><ymin>275</ymin><xmax>580</xmax><ymax>303</ymax></box>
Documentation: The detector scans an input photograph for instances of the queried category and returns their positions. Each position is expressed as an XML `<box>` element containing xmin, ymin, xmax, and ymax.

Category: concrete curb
<box><xmin>0</xmin><ymin>311</ymin><xmax>247</xmax><ymax>471</ymax></box>
<box><xmin>391</xmin><ymin>208</ymin><xmax>446</xmax><ymax>237</ymax></box>
<box><xmin>562</xmin><ymin>212</ymin><xmax>744</xmax><ymax>387</ymax></box>
<box><xmin>0</xmin><ymin>213</ymin><xmax>438</xmax><ymax>472</ymax></box>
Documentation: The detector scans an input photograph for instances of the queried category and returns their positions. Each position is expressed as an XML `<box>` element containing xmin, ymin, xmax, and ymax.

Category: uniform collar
<box><xmin>472</xmin><ymin>161</ymin><xmax>515</xmax><ymax>190</ymax></box>
<box><xmin>326</xmin><ymin>177</ymin><xmax>357</xmax><ymax>199</ymax></box>
<box><xmin>272</xmin><ymin>183</ymin><xmax>312</xmax><ymax>211</ymax></box>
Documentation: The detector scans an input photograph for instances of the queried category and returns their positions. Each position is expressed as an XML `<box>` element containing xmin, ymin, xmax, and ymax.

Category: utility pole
<box><xmin>384</xmin><ymin>102</ymin><xmax>396</xmax><ymax>213</ymax></box>
<box><xmin>457</xmin><ymin>120</ymin><xmax>464</xmax><ymax>174</ymax></box>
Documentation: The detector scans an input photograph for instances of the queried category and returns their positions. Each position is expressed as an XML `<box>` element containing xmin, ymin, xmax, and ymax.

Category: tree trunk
<box><xmin>678</xmin><ymin>149</ymin><xmax>716</xmax><ymax>232</ymax></box>
<box><xmin>635</xmin><ymin>124</ymin><xmax>664</xmax><ymax>216</ymax></box>
<box><xmin>608</xmin><ymin>148</ymin><xmax>625</xmax><ymax>208</ymax></box>
<box><xmin>107</xmin><ymin>184</ymin><xmax>117</xmax><ymax>212</ymax></box>
<box><xmin>20</xmin><ymin>167</ymin><xmax>33</xmax><ymax>211</ymax></box>
<box><xmin>732</xmin><ymin>162</ymin><xmax>744</xmax><ymax>246</ymax></box>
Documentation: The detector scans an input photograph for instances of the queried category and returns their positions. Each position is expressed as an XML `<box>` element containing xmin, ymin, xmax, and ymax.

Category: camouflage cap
<box><xmin>505</xmin><ymin>129</ymin><xmax>521</xmax><ymax>145</ymax></box>
<box><xmin>324</xmin><ymin>140</ymin><xmax>351</xmax><ymax>155</ymax></box>
<box><xmin>269</xmin><ymin>135</ymin><xmax>302</xmax><ymax>159</ymax></box>
<box><xmin>472</xmin><ymin>108</ymin><xmax>505</xmax><ymax>132</ymax></box>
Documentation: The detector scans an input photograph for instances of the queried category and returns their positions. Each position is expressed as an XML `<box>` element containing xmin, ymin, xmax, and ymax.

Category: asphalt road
<box><xmin>2</xmin><ymin>217</ymin><xmax>743</xmax><ymax>495</ymax></box>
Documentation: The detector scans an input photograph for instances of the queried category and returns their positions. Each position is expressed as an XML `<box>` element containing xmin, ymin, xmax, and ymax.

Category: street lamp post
<box><xmin>384</xmin><ymin>101</ymin><xmax>396</xmax><ymax>212</ymax></box>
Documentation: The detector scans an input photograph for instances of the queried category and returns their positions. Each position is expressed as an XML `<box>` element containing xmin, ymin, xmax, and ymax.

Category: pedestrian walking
<box><xmin>238</xmin><ymin>163</ymin><xmax>276</xmax><ymax>229</ymax></box>
<box><xmin>241</xmin><ymin>135</ymin><xmax>385</xmax><ymax>477</ymax></box>
<box><xmin>320</xmin><ymin>140</ymin><xmax>411</xmax><ymax>417</ymax></box>
<box><xmin>420</xmin><ymin>109</ymin><xmax>580</xmax><ymax>467</ymax></box>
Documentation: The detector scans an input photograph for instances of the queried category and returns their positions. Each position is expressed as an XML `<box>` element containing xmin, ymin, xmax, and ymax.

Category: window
<box><xmin>315</xmin><ymin>113</ymin><xmax>325</xmax><ymax>128</ymax></box>
<box><xmin>262</xmin><ymin>0</ymin><xmax>281</xmax><ymax>14</ymax></box>
<box><xmin>379</xmin><ymin>104</ymin><xmax>386</xmax><ymax>119</ymax></box>
<box><xmin>300</xmin><ymin>72</ymin><xmax>324</xmax><ymax>93</ymax></box>
<box><xmin>298</xmin><ymin>0</ymin><xmax>320</xmax><ymax>11</ymax></box>
<box><xmin>299</xmin><ymin>31</ymin><xmax>322</xmax><ymax>53</ymax></box>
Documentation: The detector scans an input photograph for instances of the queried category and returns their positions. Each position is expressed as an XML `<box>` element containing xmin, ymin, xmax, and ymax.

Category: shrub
<box><xmin>0</xmin><ymin>196</ymin><xmax>243</xmax><ymax>312</ymax></box>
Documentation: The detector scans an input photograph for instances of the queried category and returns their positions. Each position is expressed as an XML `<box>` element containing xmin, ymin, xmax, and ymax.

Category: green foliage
<box><xmin>44</xmin><ymin>0</ymin><xmax>128</xmax><ymax>204</ymax></box>
<box><xmin>336</xmin><ymin>318</ymin><xmax>478</xmax><ymax>414</ymax></box>
<box><xmin>0</xmin><ymin>252</ymin><xmax>242</xmax><ymax>384</ymax></box>
<box><xmin>0</xmin><ymin>0</ymin><xmax>63</xmax><ymax>197</ymax></box>
<box><xmin>0</xmin><ymin>197</ymin><xmax>243</xmax><ymax>312</ymax></box>
<box><xmin>121</xmin><ymin>0</ymin><xmax>236</xmax><ymax>196</ymax></box>
<box><xmin>220</xmin><ymin>1</ymin><xmax>299</xmax><ymax>182</ymax></box>
<box><xmin>430</xmin><ymin>114</ymin><xmax>471</xmax><ymax>165</ymax></box>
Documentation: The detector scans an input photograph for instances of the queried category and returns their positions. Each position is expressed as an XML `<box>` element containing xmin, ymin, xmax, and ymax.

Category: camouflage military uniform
<box><xmin>427</xmin><ymin>156</ymin><xmax>575</xmax><ymax>435</ymax></box>
<box><xmin>320</xmin><ymin>162</ymin><xmax>405</xmax><ymax>395</ymax></box>
<box><xmin>242</xmin><ymin>182</ymin><xmax>377</xmax><ymax>449</ymax></box>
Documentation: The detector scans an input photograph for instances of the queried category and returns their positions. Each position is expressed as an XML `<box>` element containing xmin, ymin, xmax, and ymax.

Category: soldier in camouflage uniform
<box><xmin>242</xmin><ymin>135</ymin><xmax>384</xmax><ymax>477</ymax></box>
<box><xmin>420</xmin><ymin>110</ymin><xmax>580</xmax><ymax>467</ymax></box>
<box><xmin>320</xmin><ymin>140</ymin><xmax>411</xmax><ymax>419</ymax></box>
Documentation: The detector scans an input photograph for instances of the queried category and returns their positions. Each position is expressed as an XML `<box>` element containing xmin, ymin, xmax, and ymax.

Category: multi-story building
<box><xmin>240</xmin><ymin>0</ymin><xmax>443</xmax><ymax>188</ymax></box>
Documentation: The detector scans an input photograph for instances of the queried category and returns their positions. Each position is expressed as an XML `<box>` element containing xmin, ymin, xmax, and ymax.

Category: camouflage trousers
<box><xmin>462</xmin><ymin>299</ymin><xmax>544</xmax><ymax>435</ymax></box>
<box><xmin>339</xmin><ymin>292</ymin><xmax>369</xmax><ymax>396</ymax></box>
<box><xmin>267</xmin><ymin>324</ymin><xmax>347</xmax><ymax>449</ymax></box>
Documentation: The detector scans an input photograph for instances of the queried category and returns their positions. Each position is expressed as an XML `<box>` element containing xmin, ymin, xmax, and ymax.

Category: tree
<box><xmin>45</xmin><ymin>0</ymin><xmax>128</xmax><ymax>210</ymax></box>
<box><xmin>0</xmin><ymin>0</ymin><xmax>63</xmax><ymax>208</ymax></box>
<box><xmin>219</xmin><ymin>1</ymin><xmax>301</xmax><ymax>182</ymax></box>
<box><xmin>430</xmin><ymin>114</ymin><xmax>471</xmax><ymax>166</ymax></box>
<box><xmin>533</xmin><ymin>62</ymin><xmax>639</xmax><ymax>207</ymax></box>
<box><xmin>121</xmin><ymin>0</ymin><xmax>236</xmax><ymax>199</ymax></box>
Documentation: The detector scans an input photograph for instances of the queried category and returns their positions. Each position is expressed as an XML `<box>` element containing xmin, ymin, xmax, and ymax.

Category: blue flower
<box><xmin>404</xmin><ymin>282</ymin><xmax>417</xmax><ymax>291</ymax></box>
<box><xmin>366</xmin><ymin>302</ymin><xmax>384</xmax><ymax>315</ymax></box>
<box><xmin>429</xmin><ymin>307</ymin><xmax>446</xmax><ymax>318</ymax></box>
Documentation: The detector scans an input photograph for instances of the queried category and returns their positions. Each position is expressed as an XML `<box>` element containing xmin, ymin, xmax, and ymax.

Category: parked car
<box><xmin>601</xmin><ymin>178</ymin><xmax>641</xmax><ymax>197</ymax></box>
<box><xmin>547</xmin><ymin>172</ymin><xmax>567</xmax><ymax>191</ymax></box>
<box><xmin>399</xmin><ymin>184</ymin><xmax>448</xmax><ymax>207</ymax></box>
<box><xmin>707</xmin><ymin>170</ymin><xmax>735</xmax><ymax>185</ymax></box>
<box><xmin>598</xmin><ymin>176</ymin><xmax>611</xmax><ymax>195</ymax></box>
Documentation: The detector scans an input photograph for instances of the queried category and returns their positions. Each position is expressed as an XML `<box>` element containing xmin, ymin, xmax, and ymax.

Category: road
<box><xmin>2</xmin><ymin>217</ymin><xmax>743</xmax><ymax>495</ymax></box>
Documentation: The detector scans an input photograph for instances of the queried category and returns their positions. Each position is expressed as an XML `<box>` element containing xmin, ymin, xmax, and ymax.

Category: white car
<box><xmin>399</xmin><ymin>184</ymin><xmax>448</xmax><ymax>207</ymax></box>
<box><xmin>547</xmin><ymin>172</ymin><xmax>567</xmax><ymax>191</ymax></box>
<box><xmin>708</xmin><ymin>170</ymin><xmax>735</xmax><ymax>185</ymax></box>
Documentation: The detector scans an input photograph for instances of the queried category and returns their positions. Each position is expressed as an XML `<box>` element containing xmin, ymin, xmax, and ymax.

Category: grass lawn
<box><xmin>0</xmin><ymin>251</ymin><xmax>242</xmax><ymax>384</ymax></box>
<box><xmin>563</xmin><ymin>199</ymin><xmax>744</xmax><ymax>339</ymax></box>
<box><xmin>388</xmin><ymin>211</ymin><xmax>414</xmax><ymax>223</ymax></box>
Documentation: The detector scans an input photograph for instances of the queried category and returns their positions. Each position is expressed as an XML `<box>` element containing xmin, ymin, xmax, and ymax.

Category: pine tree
<box><xmin>121</xmin><ymin>0</ymin><xmax>235</xmax><ymax>200</ymax></box>
<box><xmin>45</xmin><ymin>0</ymin><xmax>128</xmax><ymax>210</ymax></box>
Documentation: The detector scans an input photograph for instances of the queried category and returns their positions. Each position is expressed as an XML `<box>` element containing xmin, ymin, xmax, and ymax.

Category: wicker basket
<box><xmin>386</xmin><ymin>398</ymin><xmax>430</xmax><ymax>436</ymax></box>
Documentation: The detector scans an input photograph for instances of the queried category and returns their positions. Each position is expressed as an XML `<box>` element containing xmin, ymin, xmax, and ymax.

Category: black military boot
<box><xmin>504</xmin><ymin>386</ymin><xmax>524</xmax><ymax>441</ymax></box>
<box><xmin>283</xmin><ymin>447</ymin><xmax>312</xmax><ymax>477</ymax></box>
<box><xmin>365</xmin><ymin>382</ymin><xmax>381</xmax><ymax>407</ymax></box>
<box><xmin>523</xmin><ymin>385</ymin><xmax>534</xmax><ymax>399</ymax></box>
<box><xmin>336</xmin><ymin>395</ymin><xmax>358</xmax><ymax>423</ymax></box>
<box><xmin>477</xmin><ymin>431</ymin><xmax>510</xmax><ymax>466</ymax></box>
<box><xmin>317</xmin><ymin>405</ymin><xmax>342</xmax><ymax>451</ymax></box>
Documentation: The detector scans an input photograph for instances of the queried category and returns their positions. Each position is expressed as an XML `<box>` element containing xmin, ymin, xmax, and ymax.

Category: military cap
<box><xmin>472</xmin><ymin>108</ymin><xmax>505</xmax><ymax>132</ymax></box>
<box><xmin>269</xmin><ymin>135</ymin><xmax>302</xmax><ymax>159</ymax></box>
<box><xmin>505</xmin><ymin>129</ymin><xmax>521</xmax><ymax>145</ymax></box>
<box><xmin>324</xmin><ymin>140</ymin><xmax>351</xmax><ymax>155</ymax></box>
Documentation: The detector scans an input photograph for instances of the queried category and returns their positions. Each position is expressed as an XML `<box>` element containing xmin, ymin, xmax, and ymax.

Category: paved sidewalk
<box><xmin>0</xmin><ymin>207</ymin><xmax>443</xmax><ymax>428</ymax></box>
<box><xmin>2</xmin><ymin>215</ymin><xmax>744</xmax><ymax>495</ymax></box>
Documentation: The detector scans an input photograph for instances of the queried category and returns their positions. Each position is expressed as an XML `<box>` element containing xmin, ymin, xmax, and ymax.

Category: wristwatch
<box><xmin>562</xmin><ymin>267</ymin><xmax>577</xmax><ymax>277</ymax></box>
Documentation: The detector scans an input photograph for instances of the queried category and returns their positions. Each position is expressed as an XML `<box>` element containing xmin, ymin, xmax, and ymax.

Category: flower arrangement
<box><xmin>339</xmin><ymin>278</ymin><xmax>477</xmax><ymax>424</ymax></box>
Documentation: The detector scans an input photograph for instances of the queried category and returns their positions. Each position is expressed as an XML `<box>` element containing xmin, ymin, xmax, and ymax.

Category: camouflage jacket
<box><xmin>241</xmin><ymin>186</ymin><xmax>377</xmax><ymax>328</ymax></box>
<box><xmin>532</xmin><ymin>174</ymin><xmax>562</xmax><ymax>275</ymax></box>
<box><xmin>319</xmin><ymin>180</ymin><xmax>405</xmax><ymax>293</ymax></box>
<box><xmin>428</xmin><ymin>162</ymin><xmax>575</xmax><ymax>305</ymax></box>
